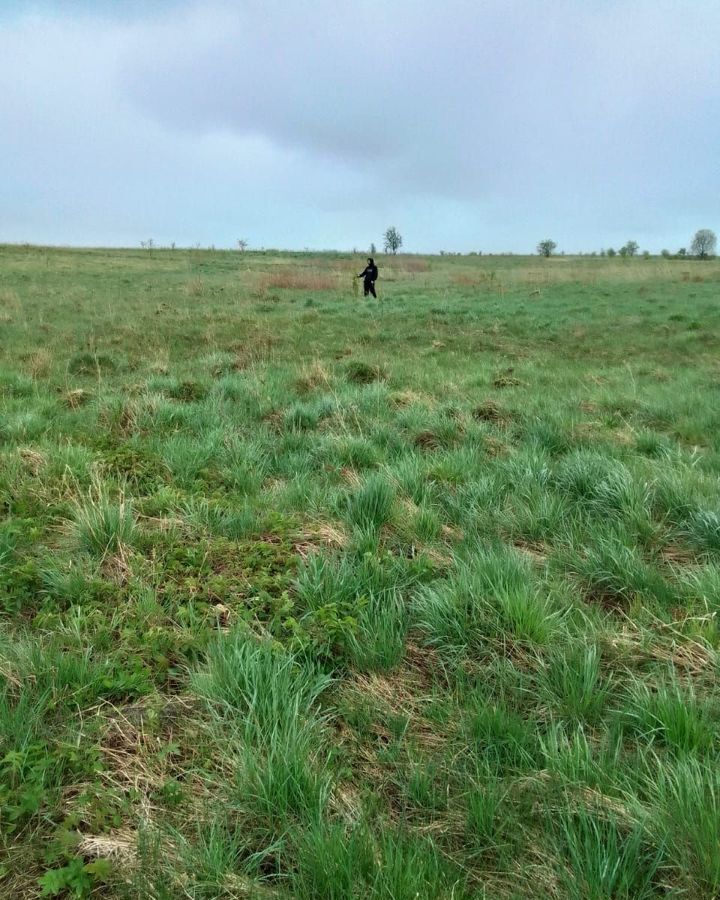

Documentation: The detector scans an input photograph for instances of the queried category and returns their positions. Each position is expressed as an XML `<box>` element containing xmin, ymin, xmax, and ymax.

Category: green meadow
<box><xmin>1</xmin><ymin>244</ymin><xmax>720</xmax><ymax>898</ymax></box>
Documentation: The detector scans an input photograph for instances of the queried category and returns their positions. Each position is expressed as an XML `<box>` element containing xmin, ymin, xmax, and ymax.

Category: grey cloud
<box><xmin>121</xmin><ymin>1</ymin><xmax>720</xmax><ymax>198</ymax></box>
<box><xmin>1</xmin><ymin>0</ymin><xmax>719</xmax><ymax>250</ymax></box>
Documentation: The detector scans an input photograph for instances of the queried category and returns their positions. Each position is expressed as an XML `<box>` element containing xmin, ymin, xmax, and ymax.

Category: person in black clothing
<box><xmin>357</xmin><ymin>257</ymin><xmax>378</xmax><ymax>298</ymax></box>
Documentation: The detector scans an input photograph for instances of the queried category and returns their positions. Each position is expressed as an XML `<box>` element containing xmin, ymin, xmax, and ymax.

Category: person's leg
<box><xmin>364</xmin><ymin>280</ymin><xmax>370</xmax><ymax>296</ymax></box>
<box><xmin>370</xmin><ymin>282</ymin><xmax>377</xmax><ymax>298</ymax></box>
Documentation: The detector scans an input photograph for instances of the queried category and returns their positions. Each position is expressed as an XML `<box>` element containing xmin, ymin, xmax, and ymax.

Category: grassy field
<box><xmin>1</xmin><ymin>244</ymin><xmax>720</xmax><ymax>898</ymax></box>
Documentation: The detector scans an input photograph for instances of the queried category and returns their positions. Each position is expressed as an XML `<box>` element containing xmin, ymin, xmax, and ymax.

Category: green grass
<box><xmin>1</xmin><ymin>244</ymin><xmax>720</xmax><ymax>896</ymax></box>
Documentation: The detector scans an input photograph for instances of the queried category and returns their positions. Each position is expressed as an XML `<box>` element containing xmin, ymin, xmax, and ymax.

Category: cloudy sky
<box><xmin>1</xmin><ymin>0</ymin><xmax>718</xmax><ymax>253</ymax></box>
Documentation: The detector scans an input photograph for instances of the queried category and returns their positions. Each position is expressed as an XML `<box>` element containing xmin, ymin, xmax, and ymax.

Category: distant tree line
<box><xmin>536</xmin><ymin>229</ymin><xmax>716</xmax><ymax>260</ymax></box>
<box><xmin>132</xmin><ymin>227</ymin><xmax>715</xmax><ymax>259</ymax></box>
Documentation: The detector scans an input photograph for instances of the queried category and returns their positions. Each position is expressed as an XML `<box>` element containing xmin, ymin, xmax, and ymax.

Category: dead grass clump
<box><xmin>95</xmin><ymin>719</ymin><xmax>159</xmax><ymax>810</ymax></box>
<box><xmin>185</xmin><ymin>277</ymin><xmax>206</xmax><ymax>297</ymax></box>
<box><xmin>349</xmin><ymin>655</ymin><xmax>446</xmax><ymax>753</ymax></box>
<box><xmin>100</xmin><ymin>547</ymin><xmax>134</xmax><ymax>585</ymax></box>
<box><xmin>451</xmin><ymin>274</ymin><xmax>479</xmax><ymax>287</ymax></box>
<box><xmin>484</xmin><ymin>435</ymin><xmax>509</xmax><ymax>456</ymax></box>
<box><xmin>413</xmin><ymin>430</ymin><xmax>444</xmax><ymax>451</ymax></box>
<box><xmin>512</xmin><ymin>540</ymin><xmax>548</xmax><ymax>565</ymax></box>
<box><xmin>660</xmin><ymin>544</ymin><xmax>696</xmax><ymax>567</ymax></box>
<box><xmin>329</xmin><ymin>782</ymin><xmax>363</xmax><ymax>824</ymax></box>
<box><xmin>19</xmin><ymin>447</ymin><xmax>46</xmax><ymax>475</ymax></box>
<box><xmin>350</xmin><ymin>670</ymin><xmax>425</xmax><ymax>725</ymax></box>
<box><xmin>389</xmin><ymin>390</ymin><xmax>432</xmax><ymax>409</ymax></box>
<box><xmin>340</xmin><ymin>467</ymin><xmax>362</xmax><ymax>488</ymax></box>
<box><xmin>140</xmin><ymin>515</ymin><xmax>187</xmax><ymax>535</ymax></box>
<box><xmin>581</xmin><ymin>584</ymin><xmax>628</xmax><ymax>613</ymax></box>
<box><xmin>64</xmin><ymin>388</ymin><xmax>92</xmax><ymax>408</ymax></box>
<box><xmin>440</xmin><ymin>524</ymin><xmax>463</xmax><ymax>542</ymax></box>
<box><xmin>403</xmin><ymin>641</ymin><xmax>447</xmax><ymax>690</ymax></box>
<box><xmin>472</xmin><ymin>400</ymin><xmax>508</xmax><ymax>423</ymax></box>
<box><xmin>306</xmin><ymin>520</ymin><xmax>349</xmax><ymax>547</ymax></box>
<box><xmin>399</xmin><ymin>496</ymin><xmax>421</xmax><ymax>519</ymax></box>
<box><xmin>604</xmin><ymin>623</ymin><xmax>715</xmax><ymax>678</ymax></box>
<box><xmin>493</xmin><ymin>368</ymin><xmax>524</xmax><ymax>388</ymax></box>
<box><xmin>98</xmin><ymin>698</ymin><xmax>199</xmax><ymax>796</ymax></box>
<box><xmin>232</xmin><ymin>334</ymin><xmax>276</xmax><ymax>369</ymax></box>
<box><xmin>0</xmin><ymin>288</ymin><xmax>21</xmax><ymax>311</ymax></box>
<box><xmin>295</xmin><ymin>521</ymin><xmax>349</xmax><ymax>558</ymax></box>
<box><xmin>78</xmin><ymin>831</ymin><xmax>138</xmax><ymax>863</ymax></box>
<box><xmin>263</xmin><ymin>272</ymin><xmax>336</xmax><ymax>291</ymax></box>
<box><xmin>261</xmin><ymin>409</ymin><xmax>283</xmax><ymax>432</ymax></box>
<box><xmin>150</xmin><ymin>358</ymin><xmax>170</xmax><ymax>375</ymax></box>
<box><xmin>295</xmin><ymin>360</ymin><xmax>331</xmax><ymax>395</ymax></box>
<box><xmin>26</xmin><ymin>348</ymin><xmax>52</xmax><ymax>378</ymax></box>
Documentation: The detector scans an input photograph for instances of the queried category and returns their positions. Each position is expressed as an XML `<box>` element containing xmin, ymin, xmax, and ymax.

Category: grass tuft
<box><xmin>344</xmin><ymin>361</ymin><xmax>387</xmax><ymax>384</ymax></box>
<box><xmin>344</xmin><ymin>474</ymin><xmax>396</xmax><ymax>530</ymax></box>
<box><xmin>70</xmin><ymin>482</ymin><xmax>137</xmax><ymax>556</ymax></box>
<box><xmin>553</xmin><ymin>810</ymin><xmax>662</xmax><ymax>900</ymax></box>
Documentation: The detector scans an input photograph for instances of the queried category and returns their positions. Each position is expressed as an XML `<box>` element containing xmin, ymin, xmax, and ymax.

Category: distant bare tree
<box><xmin>536</xmin><ymin>239</ymin><xmax>557</xmax><ymax>258</ymax></box>
<box><xmin>690</xmin><ymin>229</ymin><xmax>717</xmax><ymax>259</ymax></box>
<box><xmin>369</xmin><ymin>242</ymin><xmax>377</xmax><ymax>255</ymax></box>
<box><xmin>140</xmin><ymin>239</ymin><xmax>154</xmax><ymax>250</ymax></box>
<box><xmin>384</xmin><ymin>227</ymin><xmax>402</xmax><ymax>255</ymax></box>
<box><xmin>619</xmin><ymin>240</ymin><xmax>638</xmax><ymax>257</ymax></box>
<box><xmin>237</xmin><ymin>239</ymin><xmax>248</xmax><ymax>252</ymax></box>
<box><xmin>677</xmin><ymin>247</ymin><xmax>687</xmax><ymax>258</ymax></box>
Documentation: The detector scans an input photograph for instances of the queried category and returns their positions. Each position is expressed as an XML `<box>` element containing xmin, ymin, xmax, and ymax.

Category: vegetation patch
<box><xmin>344</xmin><ymin>360</ymin><xmax>388</xmax><ymax>384</ymax></box>
<box><xmin>68</xmin><ymin>352</ymin><xmax>117</xmax><ymax>375</ymax></box>
<box><xmin>1</xmin><ymin>246</ymin><xmax>720</xmax><ymax>897</ymax></box>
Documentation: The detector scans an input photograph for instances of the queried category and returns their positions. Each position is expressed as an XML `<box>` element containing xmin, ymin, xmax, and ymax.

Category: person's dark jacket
<box><xmin>358</xmin><ymin>263</ymin><xmax>378</xmax><ymax>282</ymax></box>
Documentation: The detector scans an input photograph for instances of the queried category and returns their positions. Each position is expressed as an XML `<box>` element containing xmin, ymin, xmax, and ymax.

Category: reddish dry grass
<box><xmin>385</xmin><ymin>257</ymin><xmax>430</xmax><ymax>273</ymax></box>
<box><xmin>401</xmin><ymin>257</ymin><xmax>430</xmax><ymax>273</ymax></box>
<box><xmin>262</xmin><ymin>272</ymin><xmax>337</xmax><ymax>291</ymax></box>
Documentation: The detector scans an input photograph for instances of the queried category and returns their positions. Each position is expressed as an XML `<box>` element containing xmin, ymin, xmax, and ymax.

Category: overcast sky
<box><xmin>1</xmin><ymin>0</ymin><xmax>718</xmax><ymax>253</ymax></box>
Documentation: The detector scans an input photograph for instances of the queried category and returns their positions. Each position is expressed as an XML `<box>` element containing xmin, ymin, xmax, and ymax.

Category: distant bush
<box><xmin>691</xmin><ymin>229</ymin><xmax>717</xmax><ymax>259</ymax></box>
<box><xmin>619</xmin><ymin>240</ymin><xmax>639</xmax><ymax>257</ymax></box>
<box><xmin>537</xmin><ymin>239</ymin><xmax>557</xmax><ymax>258</ymax></box>
<box><xmin>384</xmin><ymin>226</ymin><xmax>403</xmax><ymax>255</ymax></box>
